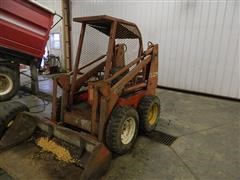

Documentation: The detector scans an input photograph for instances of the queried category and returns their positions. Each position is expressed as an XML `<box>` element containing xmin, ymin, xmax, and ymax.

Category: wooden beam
<box><xmin>61</xmin><ymin>0</ymin><xmax>72</xmax><ymax>72</ymax></box>
<box><xmin>30</xmin><ymin>60</ymin><xmax>39</xmax><ymax>94</ymax></box>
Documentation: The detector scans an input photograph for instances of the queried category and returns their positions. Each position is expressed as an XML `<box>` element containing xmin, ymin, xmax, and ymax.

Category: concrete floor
<box><xmin>0</xmin><ymin>79</ymin><xmax>239</xmax><ymax>180</ymax></box>
<box><xmin>105</xmin><ymin>89</ymin><xmax>240</xmax><ymax>180</ymax></box>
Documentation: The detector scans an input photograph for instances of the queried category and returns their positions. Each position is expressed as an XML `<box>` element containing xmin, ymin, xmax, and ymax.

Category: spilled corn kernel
<box><xmin>35</xmin><ymin>137</ymin><xmax>75</xmax><ymax>163</ymax></box>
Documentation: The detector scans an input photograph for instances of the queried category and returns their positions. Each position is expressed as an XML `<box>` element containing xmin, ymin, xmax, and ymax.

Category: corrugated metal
<box><xmin>71</xmin><ymin>0</ymin><xmax>239</xmax><ymax>99</ymax></box>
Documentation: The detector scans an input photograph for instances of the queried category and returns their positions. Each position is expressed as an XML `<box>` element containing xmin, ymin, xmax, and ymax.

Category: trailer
<box><xmin>0</xmin><ymin>0</ymin><xmax>55</xmax><ymax>101</ymax></box>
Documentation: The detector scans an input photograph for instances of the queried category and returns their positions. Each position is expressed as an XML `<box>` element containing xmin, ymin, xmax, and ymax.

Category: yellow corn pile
<box><xmin>35</xmin><ymin>137</ymin><xmax>76</xmax><ymax>163</ymax></box>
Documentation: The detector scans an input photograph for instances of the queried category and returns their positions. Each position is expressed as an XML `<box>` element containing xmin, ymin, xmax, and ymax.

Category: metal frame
<box><xmin>51</xmin><ymin>15</ymin><xmax>158</xmax><ymax>142</ymax></box>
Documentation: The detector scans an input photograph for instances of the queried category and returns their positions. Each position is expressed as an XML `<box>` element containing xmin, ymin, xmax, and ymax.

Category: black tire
<box><xmin>106</xmin><ymin>106</ymin><xmax>139</xmax><ymax>155</ymax></box>
<box><xmin>0</xmin><ymin>66</ymin><xmax>20</xmax><ymax>101</ymax></box>
<box><xmin>138</xmin><ymin>96</ymin><xmax>160</xmax><ymax>133</ymax></box>
<box><xmin>0</xmin><ymin>101</ymin><xmax>29</xmax><ymax>138</ymax></box>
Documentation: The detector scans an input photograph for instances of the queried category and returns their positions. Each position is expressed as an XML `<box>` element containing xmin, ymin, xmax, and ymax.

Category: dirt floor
<box><xmin>0</xmin><ymin>77</ymin><xmax>239</xmax><ymax>180</ymax></box>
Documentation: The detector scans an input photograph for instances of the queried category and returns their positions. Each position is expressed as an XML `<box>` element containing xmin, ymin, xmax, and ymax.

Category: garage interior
<box><xmin>0</xmin><ymin>0</ymin><xmax>239</xmax><ymax>180</ymax></box>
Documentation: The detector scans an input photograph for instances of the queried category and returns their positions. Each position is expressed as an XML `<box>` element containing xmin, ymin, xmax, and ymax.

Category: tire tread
<box><xmin>138</xmin><ymin>96</ymin><xmax>161</xmax><ymax>133</ymax></box>
<box><xmin>106</xmin><ymin>106</ymin><xmax>139</xmax><ymax>154</ymax></box>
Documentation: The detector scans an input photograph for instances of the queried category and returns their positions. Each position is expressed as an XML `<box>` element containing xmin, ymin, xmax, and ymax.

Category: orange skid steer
<box><xmin>0</xmin><ymin>15</ymin><xmax>160</xmax><ymax>179</ymax></box>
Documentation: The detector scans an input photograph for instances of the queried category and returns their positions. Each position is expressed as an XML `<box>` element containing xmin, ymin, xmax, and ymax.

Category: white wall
<box><xmin>70</xmin><ymin>0</ymin><xmax>239</xmax><ymax>99</ymax></box>
<box><xmin>35</xmin><ymin>0</ymin><xmax>64</xmax><ymax>66</ymax></box>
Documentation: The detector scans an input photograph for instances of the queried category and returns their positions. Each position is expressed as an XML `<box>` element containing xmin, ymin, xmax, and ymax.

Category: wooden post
<box><xmin>51</xmin><ymin>77</ymin><xmax>58</xmax><ymax>121</ymax></box>
<box><xmin>61</xmin><ymin>0</ymin><xmax>72</xmax><ymax>72</ymax></box>
<box><xmin>30</xmin><ymin>60</ymin><xmax>39</xmax><ymax>94</ymax></box>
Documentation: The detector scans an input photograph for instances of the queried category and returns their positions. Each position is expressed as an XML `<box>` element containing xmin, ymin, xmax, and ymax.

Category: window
<box><xmin>50</xmin><ymin>33</ymin><xmax>61</xmax><ymax>49</ymax></box>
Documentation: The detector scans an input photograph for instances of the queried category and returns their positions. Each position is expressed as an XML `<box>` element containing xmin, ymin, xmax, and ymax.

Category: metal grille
<box><xmin>79</xmin><ymin>25</ymin><xmax>108</xmax><ymax>73</ymax></box>
<box><xmin>146</xmin><ymin>130</ymin><xmax>177</xmax><ymax>146</ymax></box>
<box><xmin>116</xmin><ymin>38</ymin><xmax>139</xmax><ymax>65</ymax></box>
<box><xmin>77</xmin><ymin>22</ymin><xmax>140</xmax><ymax>74</ymax></box>
<box><xmin>116</xmin><ymin>23</ymin><xmax>140</xmax><ymax>65</ymax></box>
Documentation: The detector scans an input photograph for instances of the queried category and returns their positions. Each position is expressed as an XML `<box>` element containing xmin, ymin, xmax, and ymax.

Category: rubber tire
<box><xmin>138</xmin><ymin>96</ymin><xmax>160</xmax><ymax>133</ymax></box>
<box><xmin>106</xmin><ymin>106</ymin><xmax>139</xmax><ymax>155</ymax></box>
<box><xmin>0</xmin><ymin>66</ymin><xmax>20</xmax><ymax>101</ymax></box>
<box><xmin>0</xmin><ymin>101</ymin><xmax>29</xmax><ymax>138</ymax></box>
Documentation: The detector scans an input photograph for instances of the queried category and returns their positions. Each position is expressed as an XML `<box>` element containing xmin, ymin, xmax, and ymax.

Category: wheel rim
<box><xmin>0</xmin><ymin>73</ymin><xmax>13</xmax><ymax>96</ymax></box>
<box><xmin>148</xmin><ymin>103</ymin><xmax>159</xmax><ymax>125</ymax></box>
<box><xmin>121</xmin><ymin>117</ymin><xmax>136</xmax><ymax>145</ymax></box>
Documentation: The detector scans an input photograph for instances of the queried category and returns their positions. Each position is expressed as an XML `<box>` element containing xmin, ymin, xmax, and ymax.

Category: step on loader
<box><xmin>0</xmin><ymin>15</ymin><xmax>160</xmax><ymax>179</ymax></box>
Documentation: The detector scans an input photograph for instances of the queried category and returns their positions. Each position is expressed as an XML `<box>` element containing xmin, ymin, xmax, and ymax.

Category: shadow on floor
<box><xmin>0</xmin><ymin>168</ymin><xmax>13</xmax><ymax>180</ymax></box>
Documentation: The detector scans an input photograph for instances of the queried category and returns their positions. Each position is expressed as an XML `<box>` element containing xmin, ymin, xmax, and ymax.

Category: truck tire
<box><xmin>0</xmin><ymin>101</ymin><xmax>29</xmax><ymax>138</ymax></box>
<box><xmin>106</xmin><ymin>106</ymin><xmax>139</xmax><ymax>155</ymax></box>
<box><xmin>138</xmin><ymin>96</ymin><xmax>160</xmax><ymax>133</ymax></box>
<box><xmin>0</xmin><ymin>66</ymin><xmax>20</xmax><ymax>101</ymax></box>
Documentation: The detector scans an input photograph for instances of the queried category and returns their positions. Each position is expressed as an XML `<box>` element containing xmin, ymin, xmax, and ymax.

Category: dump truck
<box><xmin>0</xmin><ymin>0</ymin><xmax>57</xmax><ymax>101</ymax></box>
<box><xmin>0</xmin><ymin>15</ymin><xmax>160</xmax><ymax>179</ymax></box>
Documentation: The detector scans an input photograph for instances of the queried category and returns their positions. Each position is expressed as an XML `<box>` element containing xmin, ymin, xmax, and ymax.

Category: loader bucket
<box><xmin>0</xmin><ymin>112</ymin><xmax>111</xmax><ymax>179</ymax></box>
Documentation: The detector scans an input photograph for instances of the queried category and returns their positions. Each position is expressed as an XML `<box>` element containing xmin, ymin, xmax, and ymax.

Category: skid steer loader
<box><xmin>0</xmin><ymin>15</ymin><xmax>160</xmax><ymax>179</ymax></box>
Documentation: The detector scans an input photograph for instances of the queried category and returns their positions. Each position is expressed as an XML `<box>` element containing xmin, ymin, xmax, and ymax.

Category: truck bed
<box><xmin>0</xmin><ymin>0</ymin><xmax>54</xmax><ymax>58</ymax></box>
